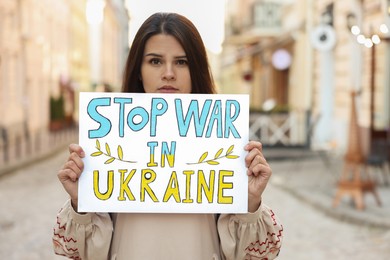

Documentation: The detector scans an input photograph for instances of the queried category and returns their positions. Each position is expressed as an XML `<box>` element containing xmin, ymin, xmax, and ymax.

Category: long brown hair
<box><xmin>121</xmin><ymin>12</ymin><xmax>215</xmax><ymax>94</ymax></box>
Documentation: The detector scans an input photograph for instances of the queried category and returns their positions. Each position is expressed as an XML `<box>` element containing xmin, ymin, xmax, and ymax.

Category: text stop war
<box><xmin>87</xmin><ymin>97</ymin><xmax>242</xmax><ymax>139</ymax></box>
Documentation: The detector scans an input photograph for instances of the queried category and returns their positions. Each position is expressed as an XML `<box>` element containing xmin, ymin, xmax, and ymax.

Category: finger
<box><xmin>63</xmin><ymin>160</ymin><xmax>83</xmax><ymax>175</ymax></box>
<box><xmin>69</xmin><ymin>144</ymin><xmax>85</xmax><ymax>158</ymax></box>
<box><xmin>67</xmin><ymin>152</ymin><xmax>84</xmax><ymax>170</ymax></box>
<box><xmin>245</xmin><ymin>147</ymin><xmax>264</xmax><ymax>167</ymax></box>
<box><xmin>58</xmin><ymin>168</ymin><xmax>79</xmax><ymax>182</ymax></box>
<box><xmin>244</xmin><ymin>141</ymin><xmax>263</xmax><ymax>152</ymax></box>
<box><xmin>247</xmin><ymin>154</ymin><xmax>264</xmax><ymax>176</ymax></box>
<box><xmin>249</xmin><ymin>163</ymin><xmax>271</xmax><ymax>177</ymax></box>
<box><xmin>248</xmin><ymin>154</ymin><xmax>271</xmax><ymax>175</ymax></box>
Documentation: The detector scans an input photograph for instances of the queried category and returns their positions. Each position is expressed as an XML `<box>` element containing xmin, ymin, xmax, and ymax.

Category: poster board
<box><xmin>78</xmin><ymin>92</ymin><xmax>249</xmax><ymax>213</ymax></box>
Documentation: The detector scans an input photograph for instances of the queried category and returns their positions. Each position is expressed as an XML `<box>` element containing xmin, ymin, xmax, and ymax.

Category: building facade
<box><xmin>221</xmin><ymin>0</ymin><xmax>309</xmax><ymax>146</ymax></box>
<box><xmin>0</xmin><ymin>0</ymin><xmax>129</xmax><ymax>170</ymax></box>
<box><xmin>312</xmin><ymin>0</ymin><xmax>390</xmax><ymax>154</ymax></box>
<box><xmin>221</xmin><ymin>0</ymin><xmax>390</xmax><ymax>154</ymax></box>
<box><xmin>0</xmin><ymin>0</ymin><xmax>72</xmax><ymax>164</ymax></box>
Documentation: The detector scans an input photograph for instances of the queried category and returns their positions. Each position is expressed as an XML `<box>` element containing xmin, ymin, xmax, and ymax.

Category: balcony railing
<box><xmin>249</xmin><ymin>110</ymin><xmax>310</xmax><ymax>147</ymax></box>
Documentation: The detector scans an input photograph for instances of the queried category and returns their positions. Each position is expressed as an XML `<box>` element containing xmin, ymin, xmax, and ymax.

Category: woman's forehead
<box><xmin>144</xmin><ymin>34</ymin><xmax>185</xmax><ymax>55</ymax></box>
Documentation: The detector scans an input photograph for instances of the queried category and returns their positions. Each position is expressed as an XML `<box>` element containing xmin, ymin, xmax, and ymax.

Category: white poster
<box><xmin>78</xmin><ymin>92</ymin><xmax>249</xmax><ymax>213</ymax></box>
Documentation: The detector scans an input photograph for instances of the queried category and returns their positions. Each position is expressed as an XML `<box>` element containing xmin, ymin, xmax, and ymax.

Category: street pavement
<box><xmin>0</xmin><ymin>146</ymin><xmax>389</xmax><ymax>259</ymax></box>
<box><xmin>262</xmin><ymin>147</ymin><xmax>390</xmax><ymax>260</ymax></box>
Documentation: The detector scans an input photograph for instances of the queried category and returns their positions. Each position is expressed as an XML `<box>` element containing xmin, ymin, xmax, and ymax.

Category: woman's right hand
<box><xmin>58</xmin><ymin>144</ymin><xmax>85</xmax><ymax>211</ymax></box>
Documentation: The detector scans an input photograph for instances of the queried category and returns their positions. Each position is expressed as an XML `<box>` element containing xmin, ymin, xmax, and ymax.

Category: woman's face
<box><xmin>141</xmin><ymin>34</ymin><xmax>192</xmax><ymax>94</ymax></box>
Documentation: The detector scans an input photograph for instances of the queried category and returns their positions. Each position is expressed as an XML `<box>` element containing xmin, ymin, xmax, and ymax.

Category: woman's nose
<box><xmin>162</xmin><ymin>65</ymin><xmax>176</xmax><ymax>80</ymax></box>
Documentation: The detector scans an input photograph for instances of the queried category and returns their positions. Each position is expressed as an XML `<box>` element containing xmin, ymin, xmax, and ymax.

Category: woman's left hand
<box><xmin>244</xmin><ymin>141</ymin><xmax>272</xmax><ymax>212</ymax></box>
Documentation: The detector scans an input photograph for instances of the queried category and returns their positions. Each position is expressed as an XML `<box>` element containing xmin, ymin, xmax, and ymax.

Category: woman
<box><xmin>53</xmin><ymin>12</ymin><xmax>283</xmax><ymax>260</ymax></box>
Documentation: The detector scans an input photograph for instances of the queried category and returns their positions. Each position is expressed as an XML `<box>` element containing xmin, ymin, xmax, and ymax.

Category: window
<box><xmin>253</xmin><ymin>1</ymin><xmax>282</xmax><ymax>31</ymax></box>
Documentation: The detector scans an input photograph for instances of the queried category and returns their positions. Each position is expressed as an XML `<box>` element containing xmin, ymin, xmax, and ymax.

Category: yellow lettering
<box><xmin>117</xmin><ymin>169</ymin><xmax>136</xmax><ymax>201</ymax></box>
<box><xmin>163</xmin><ymin>171</ymin><xmax>181</xmax><ymax>202</ymax></box>
<box><xmin>161</xmin><ymin>153</ymin><xmax>175</xmax><ymax>168</ymax></box>
<box><xmin>197</xmin><ymin>170</ymin><xmax>215</xmax><ymax>203</ymax></box>
<box><xmin>147</xmin><ymin>142</ymin><xmax>158</xmax><ymax>167</ymax></box>
<box><xmin>140</xmin><ymin>169</ymin><xmax>159</xmax><ymax>202</ymax></box>
<box><xmin>147</xmin><ymin>153</ymin><xmax>158</xmax><ymax>167</ymax></box>
<box><xmin>218</xmin><ymin>170</ymin><xmax>233</xmax><ymax>204</ymax></box>
<box><xmin>161</xmin><ymin>141</ymin><xmax>176</xmax><ymax>168</ymax></box>
<box><xmin>93</xmin><ymin>170</ymin><xmax>114</xmax><ymax>200</ymax></box>
<box><xmin>182</xmin><ymin>170</ymin><xmax>194</xmax><ymax>203</ymax></box>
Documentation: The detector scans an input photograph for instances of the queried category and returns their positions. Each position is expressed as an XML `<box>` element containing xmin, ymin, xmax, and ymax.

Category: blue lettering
<box><xmin>114</xmin><ymin>97</ymin><xmax>133</xmax><ymax>137</ymax></box>
<box><xmin>150</xmin><ymin>98</ymin><xmax>168</xmax><ymax>137</ymax></box>
<box><xmin>205</xmin><ymin>100</ymin><xmax>223</xmax><ymax>138</ymax></box>
<box><xmin>127</xmin><ymin>107</ymin><xmax>149</xmax><ymax>131</ymax></box>
<box><xmin>175</xmin><ymin>99</ymin><xmax>211</xmax><ymax>137</ymax></box>
<box><xmin>87</xmin><ymin>98</ymin><xmax>112</xmax><ymax>138</ymax></box>
<box><xmin>225</xmin><ymin>100</ymin><xmax>240</xmax><ymax>138</ymax></box>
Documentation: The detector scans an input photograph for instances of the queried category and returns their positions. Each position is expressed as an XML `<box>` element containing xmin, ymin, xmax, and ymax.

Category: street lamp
<box><xmin>348</xmin><ymin>21</ymin><xmax>388</xmax><ymax>141</ymax></box>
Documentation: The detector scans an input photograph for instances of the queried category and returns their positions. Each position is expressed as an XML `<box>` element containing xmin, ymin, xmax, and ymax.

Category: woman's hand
<box><xmin>244</xmin><ymin>141</ymin><xmax>272</xmax><ymax>213</ymax></box>
<box><xmin>57</xmin><ymin>144</ymin><xmax>85</xmax><ymax>211</ymax></box>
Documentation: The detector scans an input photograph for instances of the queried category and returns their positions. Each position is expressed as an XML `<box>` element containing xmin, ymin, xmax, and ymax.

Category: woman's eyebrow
<box><xmin>144</xmin><ymin>53</ymin><xmax>162</xmax><ymax>57</ymax></box>
<box><xmin>175</xmin><ymin>55</ymin><xmax>187</xmax><ymax>59</ymax></box>
<box><xmin>144</xmin><ymin>53</ymin><xmax>187</xmax><ymax>59</ymax></box>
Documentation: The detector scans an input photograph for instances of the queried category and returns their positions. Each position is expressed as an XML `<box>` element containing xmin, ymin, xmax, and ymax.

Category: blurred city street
<box><xmin>1</xmin><ymin>0</ymin><xmax>390</xmax><ymax>259</ymax></box>
<box><xmin>263</xmin><ymin>148</ymin><xmax>390</xmax><ymax>260</ymax></box>
<box><xmin>0</xmin><ymin>146</ymin><xmax>389</xmax><ymax>260</ymax></box>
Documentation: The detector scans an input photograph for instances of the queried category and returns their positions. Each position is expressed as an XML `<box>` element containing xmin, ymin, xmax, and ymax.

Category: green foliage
<box><xmin>50</xmin><ymin>96</ymin><xmax>65</xmax><ymax>121</ymax></box>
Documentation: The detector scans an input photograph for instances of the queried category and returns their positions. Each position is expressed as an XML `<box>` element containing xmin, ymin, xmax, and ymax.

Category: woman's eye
<box><xmin>150</xmin><ymin>58</ymin><xmax>161</xmax><ymax>65</ymax></box>
<box><xmin>176</xmin><ymin>59</ymin><xmax>188</xmax><ymax>66</ymax></box>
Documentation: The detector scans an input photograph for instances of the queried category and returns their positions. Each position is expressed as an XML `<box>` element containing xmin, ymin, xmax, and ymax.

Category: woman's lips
<box><xmin>158</xmin><ymin>85</ymin><xmax>178</xmax><ymax>93</ymax></box>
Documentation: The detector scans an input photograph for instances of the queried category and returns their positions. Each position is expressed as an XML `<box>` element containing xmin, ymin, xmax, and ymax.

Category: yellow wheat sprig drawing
<box><xmin>187</xmin><ymin>145</ymin><xmax>239</xmax><ymax>165</ymax></box>
<box><xmin>90</xmin><ymin>139</ymin><xmax>137</xmax><ymax>164</ymax></box>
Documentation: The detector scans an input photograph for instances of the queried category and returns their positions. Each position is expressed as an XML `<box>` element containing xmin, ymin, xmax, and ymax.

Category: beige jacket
<box><xmin>53</xmin><ymin>200</ymin><xmax>283</xmax><ymax>260</ymax></box>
